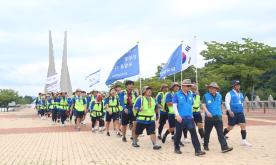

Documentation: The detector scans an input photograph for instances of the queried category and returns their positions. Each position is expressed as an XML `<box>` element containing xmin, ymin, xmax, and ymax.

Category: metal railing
<box><xmin>245</xmin><ymin>101</ymin><xmax>276</xmax><ymax>113</ymax></box>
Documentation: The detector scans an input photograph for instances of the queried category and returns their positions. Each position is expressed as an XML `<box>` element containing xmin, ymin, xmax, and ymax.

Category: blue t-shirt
<box><xmin>172</xmin><ymin>90</ymin><xmax>194</xmax><ymax>119</ymax></box>
<box><xmin>134</xmin><ymin>97</ymin><xmax>157</xmax><ymax>124</ymax></box>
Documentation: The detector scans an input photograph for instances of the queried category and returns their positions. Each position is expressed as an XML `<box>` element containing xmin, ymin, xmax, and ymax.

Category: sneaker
<box><xmin>180</xmin><ymin>142</ymin><xmax>184</xmax><ymax>147</ymax></box>
<box><xmin>161</xmin><ymin>135</ymin><xmax>167</xmax><ymax>143</ymax></box>
<box><xmin>204</xmin><ymin>146</ymin><xmax>209</xmax><ymax>151</ymax></box>
<box><xmin>91</xmin><ymin>128</ymin><xmax>96</xmax><ymax>132</ymax></box>
<box><xmin>195</xmin><ymin>151</ymin><xmax>206</xmax><ymax>156</ymax></box>
<box><xmin>153</xmin><ymin>145</ymin><xmax>162</xmax><ymax>150</ymax></box>
<box><xmin>132</xmin><ymin>142</ymin><xmax>140</xmax><ymax>148</ymax></box>
<box><xmin>122</xmin><ymin>137</ymin><xmax>127</xmax><ymax>142</ymax></box>
<box><xmin>184</xmin><ymin>138</ymin><xmax>191</xmax><ymax>143</ymax></box>
<box><xmin>174</xmin><ymin>149</ymin><xmax>182</xmax><ymax>154</ymax></box>
<box><xmin>117</xmin><ymin>132</ymin><xmax>122</xmax><ymax>137</ymax></box>
<box><xmin>158</xmin><ymin>135</ymin><xmax>162</xmax><ymax>140</ymax></box>
<box><xmin>222</xmin><ymin>146</ymin><xmax>233</xmax><ymax>153</ymax></box>
<box><xmin>130</xmin><ymin>137</ymin><xmax>133</xmax><ymax>140</ymax></box>
<box><xmin>107</xmin><ymin>132</ymin><xmax>110</xmax><ymax>136</ymax></box>
<box><xmin>225</xmin><ymin>136</ymin><xmax>229</xmax><ymax>139</ymax></box>
<box><xmin>242</xmin><ymin>140</ymin><xmax>252</xmax><ymax>147</ymax></box>
<box><xmin>61</xmin><ymin>124</ymin><xmax>65</xmax><ymax>127</ymax></box>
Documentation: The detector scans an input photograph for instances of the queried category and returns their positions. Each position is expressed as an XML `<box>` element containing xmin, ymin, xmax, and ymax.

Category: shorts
<box><xmin>159</xmin><ymin>112</ymin><xmax>168</xmax><ymax>125</ymax></box>
<box><xmin>75</xmin><ymin>111</ymin><xmax>85</xmax><ymax>118</ymax></box>
<box><xmin>106</xmin><ymin>111</ymin><xmax>119</xmax><ymax>122</ymax></box>
<box><xmin>135</xmin><ymin>122</ymin><xmax>156</xmax><ymax>135</ymax></box>
<box><xmin>121</xmin><ymin>111</ymin><xmax>136</xmax><ymax>126</ymax></box>
<box><xmin>168</xmin><ymin>114</ymin><xmax>176</xmax><ymax>128</ymax></box>
<box><xmin>228</xmin><ymin>112</ymin><xmax>246</xmax><ymax>126</ymax></box>
<box><xmin>193</xmin><ymin>112</ymin><xmax>203</xmax><ymax>125</ymax></box>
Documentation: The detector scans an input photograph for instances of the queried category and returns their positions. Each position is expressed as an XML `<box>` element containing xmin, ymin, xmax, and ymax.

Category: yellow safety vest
<box><xmin>137</xmin><ymin>96</ymin><xmax>156</xmax><ymax>121</ymax></box>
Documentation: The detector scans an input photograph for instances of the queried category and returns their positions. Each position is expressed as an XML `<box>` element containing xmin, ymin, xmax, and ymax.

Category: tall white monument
<box><xmin>60</xmin><ymin>31</ymin><xmax>73</xmax><ymax>95</ymax></box>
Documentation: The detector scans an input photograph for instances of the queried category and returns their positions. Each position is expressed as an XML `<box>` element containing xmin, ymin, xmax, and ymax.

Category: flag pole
<box><xmin>194</xmin><ymin>36</ymin><xmax>198</xmax><ymax>86</ymax></box>
<box><xmin>173</xmin><ymin>73</ymin><xmax>176</xmax><ymax>82</ymax></box>
<box><xmin>137</xmin><ymin>41</ymin><xmax>143</xmax><ymax>108</ymax></box>
<box><xmin>181</xmin><ymin>41</ymin><xmax>183</xmax><ymax>89</ymax></box>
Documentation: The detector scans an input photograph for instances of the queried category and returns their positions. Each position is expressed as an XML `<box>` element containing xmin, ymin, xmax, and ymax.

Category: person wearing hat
<box><xmin>104</xmin><ymin>87</ymin><xmax>121</xmax><ymax>136</ymax></box>
<box><xmin>34</xmin><ymin>93</ymin><xmax>43</xmax><ymax>116</ymax></box>
<box><xmin>202</xmin><ymin>82</ymin><xmax>233</xmax><ymax>153</ymax></box>
<box><xmin>223</xmin><ymin>80</ymin><xmax>252</xmax><ymax>146</ymax></box>
<box><xmin>172</xmin><ymin>79</ymin><xmax>205</xmax><ymax>156</ymax></box>
<box><xmin>90</xmin><ymin>93</ymin><xmax>105</xmax><ymax>132</ymax></box>
<box><xmin>161</xmin><ymin>82</ymin><xmax>180</xmax><ymax>143</ymax></box>
<box><xmin>132</xmin><ymin>86</ymin><xmax>162</xmax><ymax>150</ymax></box>
<box><xmin>71</xmin><ymin>89</ymin><xmax>87</xmax><ymax>131</ymax></box>
<box><xmin>156</xmin><ymin>84</ymin><xmax>169</xmax><ymax>140</ymax></box>
<box><xmin>191</xmin><ymin>85</ymin><xmax>205</xmax><ymax>142</ymax></box>
<box><xmin>120</xmin><ymin>80</ymin><xmax>138</xmax><ymax>142</ymax></box>
<box><xmin>58</xmin><ymin>92</ymin><xmax>70</xmax><ymax>127</ymax></box>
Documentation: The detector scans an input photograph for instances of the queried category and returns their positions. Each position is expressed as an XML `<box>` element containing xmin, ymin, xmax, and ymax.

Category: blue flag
<box><xmin>105</xmin><ymin>45</ymin><xmax>140</xmax><ymax>85</ymax></box>
<box><xmin>159</xmin><ymin>44</ymin><xmax>182</xmax><ymax>79</ymax></box>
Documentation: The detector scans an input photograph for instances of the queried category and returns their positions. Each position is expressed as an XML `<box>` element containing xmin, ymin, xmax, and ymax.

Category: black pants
<box><xmin>174</xmin><ymin>119</ymin><xmax>201</xmax><ymax>152</ymax></box>
<box><xmin>52</xmin><ymin>109</ymin><xmax>57</xmax><ymax>122</ymax></box>
<box><xmin>91</xmin><ymin>116</ymin><xmax>105</xmax><ymax>128</ymax></box>
<box><xmin>204</xmin><ymin>117</ymin><xmax>228</xmax><ymax>149</ymax></box>
<box><xmin>60</xmin><ymin>110</ymin><xmax>67</xmax><ymax>124</ymax></box>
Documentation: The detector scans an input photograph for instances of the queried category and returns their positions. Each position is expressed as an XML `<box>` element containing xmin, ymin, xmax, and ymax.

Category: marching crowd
<box><xmin>34</xmin><ymin>79</ymin><xmax>252</xmax><ymax>156</ymax></box>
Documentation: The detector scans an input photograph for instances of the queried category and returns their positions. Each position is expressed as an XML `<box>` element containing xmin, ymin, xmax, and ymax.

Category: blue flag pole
<box><xmin>180</xmin><ymin>41</ymin><xmax>183</xmax><ymax>89</ymax></box>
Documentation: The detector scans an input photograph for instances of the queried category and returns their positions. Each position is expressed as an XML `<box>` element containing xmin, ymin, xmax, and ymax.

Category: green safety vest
<box><xmin>137</xmin><ymin>96</ymin><xmax>156</xmax><ymax>121</ymax></box>
<box><xmin>59</xmin><ymin>98</ymin><xmax>69</xmax><ymax>110</ymax></box>
<box><xmin>122</xmin><ymin>90</ymin><xmax>137</xmax><ymax>105</ymax></box>
<box><xmin>193</xmin><ymin>94</ymin><xmax>201</xmax><ymax>112</ymax></box>
<box><xmin>108</xmin><ymin>96</ymin><xmax>120</xmax><ymax>113</ymax></box>
<box><xmin>75</xmin><ymin>97</ymin><xmax>86</xmax><ymax>112</ymax></box>
<box><xmin>164</xmin><ymin>92</ymin><xmax>174</xmax><ymax>114</ymax></box>
<box><xmin>156</xmin><ymin>92</ymin><xmax>166</xmax><ymax>112</ymax></box>
<box><xmin>90</xmin><ymin>101</ymin><xmax>104</xmax><ymax>117</ymax></box>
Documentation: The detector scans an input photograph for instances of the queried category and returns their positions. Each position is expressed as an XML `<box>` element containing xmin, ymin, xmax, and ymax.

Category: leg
<box><xmin>174</xmin><ymin>121</ymin><xmax>184</xmax><ymax>152</ymax></box>
<box><xmin>204</xmin><ymin>118</ymin><xmax>214</xmax><ymax>149</ymax></box>
<box><xmin>214</xmin><ymin>119</ymin><xmax>228</xmax><ymax>150</ymax></box>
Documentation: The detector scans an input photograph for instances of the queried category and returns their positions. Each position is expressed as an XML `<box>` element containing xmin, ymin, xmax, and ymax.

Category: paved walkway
<box><xmin>0</xmin><ymin>108</ymin><xmax>276</xmax><ymax>165</ymax></box>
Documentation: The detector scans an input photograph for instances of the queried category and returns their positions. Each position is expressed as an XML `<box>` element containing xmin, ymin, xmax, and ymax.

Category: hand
<box><xmin>175</xmin><ymin>115</ymin><xmax>182</xmax><ymax>123</ymax></box>
<box><xmin>206</xmin><ymin>111</ymin><xmax>212</xmax><ymax>118</ymax></box>
<box><xmin>140</xmin><ymin>106</ymin><xmax>143</xmax><ymax>112</ymax></box>
<box><xmin>229</xmin><ymin>110</ymin><xmax>234</xmax><ymax>117</ymax></box>
<box><xmin>108</xmin><ymin>110</ymin><xmax>113</xmax><ymax>115</ymax></box>
<box><xmin>124</xmin><ymin>108</ymin><xmax>128</xmax><ymax>114</ymax></box>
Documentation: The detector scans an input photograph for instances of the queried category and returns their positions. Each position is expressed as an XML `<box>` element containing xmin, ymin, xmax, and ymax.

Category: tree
<box><xmin>0</xmin><ymin>89</ymin><xmax>19</xmax><ymax>109</ymax></box>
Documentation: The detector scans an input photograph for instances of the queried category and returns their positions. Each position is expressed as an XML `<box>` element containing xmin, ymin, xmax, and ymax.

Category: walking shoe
<box><xmin>204</xmin><ymin>146</ymin><xmax>209</xmax><ymax>151</ymax></box>
<box><xmin>174</xmin><ymin>149</ymin><xmax>182</xmax><ymax>154</ymax></box>
<box><xmin>158</xmin><ymin>135</ymin><xmax>162</xmax><ymax>140</ymax></box>
<box><xmin>241</xmin><ymin>140</ymin><xmax>252</xmax><ymax>147</ymax></box>
<box><xmin>180</xmin><ymin>142</ymin><xmax>184</xmax><ymax>147</ymax></box>
<box><xmin>107</xmin><ymin>132</ymin><xmax>110</xmax><ymax>136</ymax></box>
<box><xmin>122</xmin><ymin>137</ymin><xmax>127</xmax><ymax>142</ymax></box>
<box><xmin>153</xmin><ymin>145</ymin><xmax>162</xmax><ymax>150</ymax></box>
<box><xmin>224</xmin><ymin>136</ymin><xmax>229</xmax><ymax>139</ymax></box>
<box><xmin>61</xmin><ymin>124</ymin><xmax>65</xmax><ymax>127</ymax></box>
<box><xmin>91</xmin><ymin>128</ymin><xmax>96</xmax><ymax>132</ymax></box>
<box><xmin>132</xmin><ymin>142</ymin><xmax>140</xmax><ymax>148</ymax></box>
<box><xmin>117</xmin><ymin>132</ymin><xmax>122</xmax><ymax>137</ymax></box>
<box><xmin>195</xmin><ymin>151</ymin><xmax>206</xmax><ymax>156</ymax></box>
<box><xmin>222</xmin><ymin>146</ymin><xmax>233</xmax><ymax>153</ymax></box>
<box><xmin>161</xmin><ymin>135</ymin><xmax>167</xmax><ymax>143</ymax></box>
<box><xmin>130</xmin><ymin>137</ymin><xmax>133</xmax><ymax>140</ymax></box>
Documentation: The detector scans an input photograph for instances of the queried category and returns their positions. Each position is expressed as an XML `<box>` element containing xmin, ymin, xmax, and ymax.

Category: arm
<box><xmin>225</xmin><ymin>92</ymin><xmax>234</xmax><ymax>117</ymax></box>
<box><xmin>201</xmin><ymin>95</ymin><xmax>212</xmax><ymax>117</ymax></box>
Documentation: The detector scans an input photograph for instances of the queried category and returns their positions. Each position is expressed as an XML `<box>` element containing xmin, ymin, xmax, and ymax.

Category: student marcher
<box><xmin>202</xmin><ymin>82</ymin><xmax>233</xmax><ymax>153</ymax></box>
<box><xmin>172</xmin><ymin>79</ymin><xmax>205</xmax><ymax>156</ymax></box>
<box><xmin>59</xmin><ymin>92</ymin><xmax>69</xmax><ymax>127</ymax></box>
<box><xmin>223</xmin><ymin>80</ymin><xmax>252</xmax><ymax>146</ymax></box>
<box><xmin>105</xmin><ymin>88</ymin><xmax>121</xmax><ymax>136</ymax></box>
<box><xmin>161</xmin><ymin>82</ymin><xmax>180</xmax><ymax>143</ymax></box>
<box><xmin>156</xmin><ymin>84</ymin><xmax>169</xmax><ymax>140</ymax></box>
<box><xmin>132</xmin><ymin>86</ymin><xmax>162</xmax><ymax>150</ymax></box>
<box><xmin>35</xmin><ymin>93</ymin><xmax>42</xmax><ymax>116</ymax></box>
<box><xmin>191</xmin><ymin>85</ymin><xmax>205</xmax><ymax>142</ymax></box>
<box><xmin>120</xmin><ymin>80</ymin><xmax>138</xmax><ymax>142</ymax></box>
<box><xmin>90</xmin><ymin>93</ymin><xmax>105</xmax><ymax>132</ymax></box>
<box><xmin>71</xmin><ymin>89</ymin><xmax>87</xmax><ymax>131</ymax></box>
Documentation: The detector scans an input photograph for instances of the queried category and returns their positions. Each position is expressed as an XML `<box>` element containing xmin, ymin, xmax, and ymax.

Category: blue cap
<box><xmin>231</xmin><ymin>80</ymin><xmax>240</xmax><ymax>87</ymax></box>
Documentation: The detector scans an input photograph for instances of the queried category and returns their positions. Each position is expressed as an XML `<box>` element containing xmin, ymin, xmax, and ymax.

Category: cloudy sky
<box><xmin>0</xmin><ymin>0</ymin><xmax>276</xmax><ymax>96</ymax></box>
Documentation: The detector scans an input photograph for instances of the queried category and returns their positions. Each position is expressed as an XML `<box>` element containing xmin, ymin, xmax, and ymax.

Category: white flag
<box><xmin>181</xmin><ymin>38</ymin><xmax>197</xmax><ymax>71</ymax></box>
<box><xmin>46</xmin><ymin>74</ymin><xmax>60</xmax><ymax>84</ymax></box>
<box><xmin>85</xmin><ymin>70</ymin><xmax>101</xmax><ymax>87</ymax></box>
<box><xmin>47</xmin><ymin>83</ymin><xmax>59</xmax><ymax>92</ymax></box>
